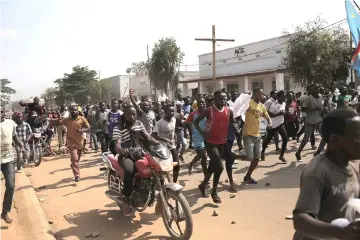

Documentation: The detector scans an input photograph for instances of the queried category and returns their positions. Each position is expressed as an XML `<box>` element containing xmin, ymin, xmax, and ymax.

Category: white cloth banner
<box><xmin>232</xmin><ymin>93</ymin><xmax>252</xmax><ymax>118</ymax></box>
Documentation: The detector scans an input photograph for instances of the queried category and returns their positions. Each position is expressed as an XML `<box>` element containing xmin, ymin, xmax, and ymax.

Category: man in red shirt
<box><xmin>194</xmin><ymin>90</ymin><xmax>234</xmax><ymax>204</ymax></box>
<box><xmin>285</xmin><ymin>93</ymin><xmax>299</xmax><ymax>140</ymax></box>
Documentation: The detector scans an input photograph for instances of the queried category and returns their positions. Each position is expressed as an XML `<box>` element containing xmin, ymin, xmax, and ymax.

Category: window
<box><xmin>276</xmin><ymin>50</ymin><xmax>281</xmax><ymax>54</ymax></box>
<box><xmin>256</xmin><ymin>54</ymin><xmax>260</xmax><ymax>58</ymax></box>
<box><xmin>227</xmin><ymin>84</ymin><xmax>239</xmax><ymax>93</ymax></box>
<box><xmin>251</xmin><ymin>79</ymin><xmax>263</xmax><ymax>90</ymax></box>
<box><xmin>271</xmin><ymin>80</ymin><xmax>276</xmax><ymax>91</ymax></box>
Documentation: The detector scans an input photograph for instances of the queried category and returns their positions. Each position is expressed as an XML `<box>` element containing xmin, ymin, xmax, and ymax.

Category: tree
<box><xmin>282</xmin><ymin>17</ymin><xmax>351</xmax><ymax>89</ymax></box>
<box><xmin>129</xmin><ymin>61</ymin><xmax>148</xmax><ymax>76</ymax></box>
<box><xmin>89</xmin><ymin>78</ymin><xmax>112</xmax><ymax>103</ymax></box>
<box><xmin>148</xmin><ymin>37</ymin><xmax>184</xmax><ymax>94</ymax></box>
<box><xmin>41</xmin><ymin>87</ymin><xmax>57</xmax><ymax>107</ymax></box>
<box><xmin>54</xmin><ymin>65</ymin><xmax>98</xmax><ymax>105</ymax></box>
<box><xmin>1</xmin><ymin>79</ymin><xmax>16</xmax><ymax>106</ymax></box>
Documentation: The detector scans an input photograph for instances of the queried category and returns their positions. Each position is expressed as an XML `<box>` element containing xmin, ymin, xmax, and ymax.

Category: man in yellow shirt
<box><xmin>242</xmin><ymin>88</ymin><xmax>272</xmax><ymax>184</ymax></box>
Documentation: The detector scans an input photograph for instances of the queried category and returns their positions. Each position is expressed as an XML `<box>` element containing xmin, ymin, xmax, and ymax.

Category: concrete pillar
<box><xmin>198</xmin><ymin>81</ymin><xmax>203</xmax><ymax>94</ymax></box>
<box><xmin>182</xmin><ymin>83</ymin><xmax>189</xmax><ymax>96</ymax></box>
<box><xmin>275</xmin><ymin>73</ymin><xmax>284</xmax><ymax>90</ymax></box>
<box><xmin>244</xmin><ymin>76</ymin><xmax>249</xmax><ymax>92</ymax></box>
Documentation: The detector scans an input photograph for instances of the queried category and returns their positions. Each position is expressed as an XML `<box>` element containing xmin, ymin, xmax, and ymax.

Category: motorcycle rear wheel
<box><xmin>162</xmin><ymin>191</ymin><xmax>193</xmax><ymax>240</ymax></box>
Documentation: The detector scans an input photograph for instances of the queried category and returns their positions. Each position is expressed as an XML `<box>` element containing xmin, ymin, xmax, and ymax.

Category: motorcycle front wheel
<box><xmin>162</xmin><ymin>191</ymin><xmax>193</xmax><ymax>240</ymax></box>
<box><xmin>33</xmin><ymin>144</ymin><xmax>42</xmax><ymax>167</ymax></box>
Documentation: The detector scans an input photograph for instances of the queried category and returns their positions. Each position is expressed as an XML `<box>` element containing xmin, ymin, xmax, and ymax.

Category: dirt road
<box><xmin>22</xmin><ymin>139</ymin><xmax>316</xmax><ymax>240</ymax></box>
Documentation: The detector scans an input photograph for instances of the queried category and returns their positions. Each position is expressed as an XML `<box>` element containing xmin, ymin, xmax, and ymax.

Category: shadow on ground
<box><xmin>55</xmin><ymin>209</ymin><xmax>165</xmax><ymax>240</ymax></box>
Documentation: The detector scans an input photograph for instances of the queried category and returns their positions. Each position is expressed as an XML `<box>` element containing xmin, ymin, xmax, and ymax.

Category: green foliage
<box><xmin>282</xmin><ymin>17</ymin><xmax>351</xmax><ymax>89</ymax></box>
<box><xmin>40</xmin><ymin>87</ymin><xmax>57</xmax><ymax>107</ymax></box>
<box><xmin>54</xmin><ymin>65</ymin><xmax>98</xmax><ymax>105</ymax></box>
<box><xmin>148</xmin><ymin>37</ymin><xmax>184</xmax><ymax>94</ymax></box>
<box><xmin>129</xmin><ymin>61</ymin><xmax>148</xmax><ymax>76</ymax></box>
<box><xmin>1</xmin><ymin>79</ymin><xmax>16</xmax><ymax>106</ymax></box>
<box><xmin>89</xmin><ymin>78</ymin><xmax>112</xmax><ymax>103</ymax></box>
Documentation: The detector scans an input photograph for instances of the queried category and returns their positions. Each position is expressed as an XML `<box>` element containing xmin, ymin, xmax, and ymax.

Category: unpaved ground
<box><xmin>1</xmin><ymin>174</ymin><xmax>28</xmax><ymax>240</ymax></box>
<box><xmin>17</xmin><ymin>137</ymin><xmax>319</xmax><ymax>240</ymax></box>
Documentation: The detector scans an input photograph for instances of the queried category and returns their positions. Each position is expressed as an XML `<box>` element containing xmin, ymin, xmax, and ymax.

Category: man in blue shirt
<box><xmin>182</xmin><ymin>96</ymin><xmax>194</xmax><ymax>149</ymax></box>
<box><xmin>185</xmin><ymin>97</ymin><xmax>207</xmax><ymax>176</ymax></box>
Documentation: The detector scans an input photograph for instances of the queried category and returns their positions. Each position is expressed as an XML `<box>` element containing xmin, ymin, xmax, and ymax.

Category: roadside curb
<box><xmin>14</xmin><ymin>171</ymin><xmax>55</xmax><ymax>240</ymax></box>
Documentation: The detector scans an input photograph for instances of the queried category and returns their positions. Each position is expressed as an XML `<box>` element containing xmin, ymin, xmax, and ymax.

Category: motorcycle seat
<box><xmin>107</xmin><ymin>154</ymin><xmax>123</xmax><ymax>175</ymax></box>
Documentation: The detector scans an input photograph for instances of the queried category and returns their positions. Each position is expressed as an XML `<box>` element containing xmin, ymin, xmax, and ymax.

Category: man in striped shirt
<box><xmin>13</xmin><ymin>113</ymin><xmax>32</xmax><ymax>171</ymax></box>
<box><xmin>111</xmin><ymin>105</ymin><xmax>159</xmax><ymax>216</ymax></box>
<box><xmin>129</xmin><ymin>89</ymin><xmax>156</xmax><ymax>133</ymax></box>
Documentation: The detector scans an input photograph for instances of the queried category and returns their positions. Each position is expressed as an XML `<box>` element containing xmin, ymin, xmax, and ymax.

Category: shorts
<box><xmin>243</xmin><ymin>135</ymin><xmax>262</xmax><ymax>160</ymax></box>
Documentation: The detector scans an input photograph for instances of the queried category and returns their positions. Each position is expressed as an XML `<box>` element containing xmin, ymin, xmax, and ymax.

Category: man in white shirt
<box><xmin>1</xmin><ymin>107</ymin><xmax>23</xmax><ymax>224</ymax></box>
<box><xmin>261</xmin><ymin>90</ymin><xmax>288</xmax><ymax>163</ymax></box>
<box><xmin>227</xmin><ymin>90</ymin><xmax>244</xmax><ymax>151</ymax></box>
<box><xmin>227</xmin><ymin>91</ymin><xmax>238</xmax><ymax>111</ymax></box>
<box><xmin>264</xmin><ymin>90</ymin><xmax>280</xmax><ymax>151</ymax></box>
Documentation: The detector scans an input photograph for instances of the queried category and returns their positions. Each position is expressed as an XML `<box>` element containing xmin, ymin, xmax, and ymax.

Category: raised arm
<box><xmin>129</xmin><ymin>89</ymin><xmax>141</xmax><ymax>114</ymax></box>
<box><xmin>19</xmin><ymin>101</ymin><xmax>29</xmax><ymax>107</ymax></box>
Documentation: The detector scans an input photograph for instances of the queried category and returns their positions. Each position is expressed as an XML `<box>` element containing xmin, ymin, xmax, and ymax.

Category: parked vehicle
<box><xmin>101</xmin><ymin>144</ymin><xmax>193</xmax><ymax>240</ymax></box>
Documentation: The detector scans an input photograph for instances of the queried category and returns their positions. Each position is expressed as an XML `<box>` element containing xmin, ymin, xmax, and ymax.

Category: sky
<box><xmin>0</xmin><ymin>0</ymin><xmax>351</xmax><ymax>100</ymax></box>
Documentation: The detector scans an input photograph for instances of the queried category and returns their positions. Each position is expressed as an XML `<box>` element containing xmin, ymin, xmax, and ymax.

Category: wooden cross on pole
<box><xmin>195</xmin><ymin>25</ymin><xmax>235</xmax><ymax>81</ymax></box>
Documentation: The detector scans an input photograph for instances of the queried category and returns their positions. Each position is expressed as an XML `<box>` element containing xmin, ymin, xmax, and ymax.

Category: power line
<box><xmin>179</xmin><ymin>18</ymin><xmax>348</xmax><ymax>74</ymax></box>
<box><xmin>196</xmin><ymin>18</ymin><xmax>347</xmax><ymax>67</ymax></box>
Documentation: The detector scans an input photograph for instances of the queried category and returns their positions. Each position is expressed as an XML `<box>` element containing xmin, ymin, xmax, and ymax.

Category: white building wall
<box><xmin>130</xmin><ymin>71</ymin><xmax>200</xmax><ymax>100</ymax></box>
<box><xmin>119</xmin><ymin>76</ymin><xmax>129</xmax><ymax>99</ymax></box>
<box><xmin>198</xmin><ymin>36</ymin><xmax>290</xmax><ymax>78</ymax></box>
<box><xmin>108</xmin><ymin>75</ymin><xmax>130</xmax><ymax>100</ymax></box>
<box><xmin>129</xmin><ymin>75</ymin><xmax>152</xmax><ymax>101</ymax></box>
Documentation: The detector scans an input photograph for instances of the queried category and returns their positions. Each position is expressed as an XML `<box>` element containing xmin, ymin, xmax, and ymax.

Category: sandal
<box><xmin>243</xmin><ymin>176</ymin><xmax>257</xmax><ymax>184</ymax></box>
<box><xmin>211</xmin><ymin>191</ymin><xmax>222</xmax><ymax>204</ymax></box>
<box><xmin>279</xmin><ymin>156</ymin><xmax>287</xmax><ymax>163</ymax></box>
<box><xmin>198</xmin><ymin>183</ymin><xmax>209</xmax><ymax>198</ymax></box>
<box><xmin>229</xmin><ymin>182</ymin><xmax>238</xmax><ymax>193</ymax></box>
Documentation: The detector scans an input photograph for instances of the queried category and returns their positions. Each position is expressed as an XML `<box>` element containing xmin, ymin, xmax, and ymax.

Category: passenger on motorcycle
<box><xmin>19</xmin><ymin>97</ymin><xmax>46</xmax><ymax>119</ymax></box>
<box><xmin>110</xmin><ymin>105</ymin><xmax>160</xmax><ymax>216</ymax></box>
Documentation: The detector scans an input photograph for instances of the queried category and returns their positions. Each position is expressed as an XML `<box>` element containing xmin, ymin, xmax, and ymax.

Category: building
<box><xmin>181</xmin><ymin>35</ymin><xmax>303</xmax><ymax>95</ymax></box>
<box><xmin>129</xmin><ymin>71</ymin><xmax>200</xmax><ymax>101</ymax></box>
<box><xmin>107</xmin><ymin>75</ymin><xmax>130</xmax><ymax>101</ymax></box>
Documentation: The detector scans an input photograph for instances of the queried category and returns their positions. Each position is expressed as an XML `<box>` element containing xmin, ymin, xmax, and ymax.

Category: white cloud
<box><xmin>1</xmin><ymin>29</ymin><xmax>19</xmax><ymax>39</ymax></box>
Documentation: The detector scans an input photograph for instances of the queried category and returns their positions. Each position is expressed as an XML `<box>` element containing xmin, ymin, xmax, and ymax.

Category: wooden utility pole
<box><xmin>195</xmin><ymin>25</ymin><xmax>235</xmax><ymax>81</ymax></box>
<box><xmin>147</xmin><ymin>45</ymin><xmax>154</xmax><ymax>99</ymax></box>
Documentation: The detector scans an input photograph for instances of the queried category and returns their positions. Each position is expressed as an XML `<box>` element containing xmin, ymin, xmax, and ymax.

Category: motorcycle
<box><xmin>29</xmin><ymin>127</ymin><xmax>43</xmax><ymax>166</ymax></box>
<box><xmin>101</xmin><ymin>144</ymin><xmax>193</xmax><ymax>240</ymax></box>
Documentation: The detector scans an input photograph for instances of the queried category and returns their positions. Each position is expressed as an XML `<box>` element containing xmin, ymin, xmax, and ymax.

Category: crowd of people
<box><xmin>2</xmin><ymin>84</ymin><xmax>360</xmax><ymax>239</ymax></box>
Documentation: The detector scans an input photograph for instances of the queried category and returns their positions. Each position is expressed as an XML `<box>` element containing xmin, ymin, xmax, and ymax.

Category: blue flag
<box><xmin>346</xmin><ymin>0</ymin><xmax>360</xmax><ymax>46</ymax></box>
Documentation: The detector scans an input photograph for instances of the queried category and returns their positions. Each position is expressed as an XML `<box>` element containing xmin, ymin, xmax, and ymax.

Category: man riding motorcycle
<box><xmin>26</xmin><ymin>111</ymin><xmax>43</xmax><ymax>130</ymax></box>
<box><xmin>109</xmin><ymin>104</ymin><xmax>160</xmax><ymax>216</ymax></box>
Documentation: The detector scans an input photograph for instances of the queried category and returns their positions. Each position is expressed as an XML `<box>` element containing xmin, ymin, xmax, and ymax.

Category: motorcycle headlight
<box><xmin>157</xmin><ymin>155</ymin><xmax>173</xmax><ymax>172</ymax></box>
